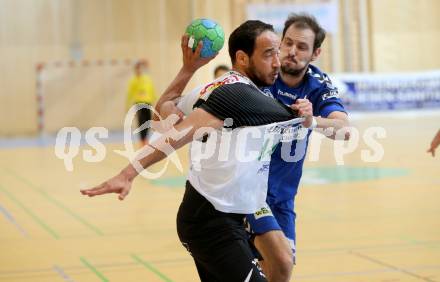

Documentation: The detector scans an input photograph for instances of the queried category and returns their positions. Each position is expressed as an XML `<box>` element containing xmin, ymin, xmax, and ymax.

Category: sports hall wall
<box><xmin>0</xmin><ymin>0</ymin><xmax>439</xmax><ymax>136</ymax></box>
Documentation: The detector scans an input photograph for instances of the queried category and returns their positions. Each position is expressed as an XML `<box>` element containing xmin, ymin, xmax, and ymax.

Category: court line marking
<box><xmin>293</xmin><ymin>267</ymin><xmax>429</xmax><ymax>280</ymax></box>
<box><xmin>300</xmin><ymin>240</ymin><xmax>440</xmax><ymax>255</ymax></box>
<box><xmin>79</xmin><ymin>257</ymin><xmax>109</xmax><ymax>282</ymax></box>
<box><xmin>0</xmin><ymin>183</ymin><xmax>59</xmax><ymax>239</ymax></box>
<box><xmin>3</xmin><ymin>167</ymin><xmax>103</xmax><ymax>236</ymax></box>
<box><xmin>52</xmin><ymin>265</ymin><xmax>75</xmax><ymax>282</ymax></box>
<box><xmin>0</xmin><ymin>202</ymin><xmax>29</xmax><ymax>237</ymax></box>
<box><xmin>350</xmin><ymin>250</ymin><xmax>438</xmax><ymax>282</ymax></box>
<box><xmin>1</xmin><ymin>258</ymin><xmax>438</xmax><ymax>280</ymax></box>
<box><xmin>131</xmin><ymin>254</ymin><xmax>174</xmax><ymax>282</ymax></box>
<box><xmin>0</xmin><ymin>257</ymin><xmax>192</xmax><ymax>277</ymax></box>
<box><xmin>398</xmin><ymin>234</ymin><xmax>440</xmax><ymax>249</ymax></box>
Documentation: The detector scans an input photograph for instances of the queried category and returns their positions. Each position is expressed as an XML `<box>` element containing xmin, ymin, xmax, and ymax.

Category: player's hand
<box><xmin>427</xmin><ymin>146</ymin><xmax>436</xmax><ymax>157</ymax></box>
<box><xmin>427</xmin><ymin>142</ymin><xmax>438</xmax><ymax>157</ymax></box>
<box><xmin>181</xmin><ymin>34</ymin><xmax>216</xmax><ymax>73</ymax></box>
<box><xmin>80</xmin><ymin>171</ymin><xmax>134</xmax><ymax>200</ymax></box>
<box><xmin>427</xmin><ymin>131</ymin><xmax>440</xmax><ymax>157</ymax></box>
<box><xmin>291</xmin><ymin>99</ymin><xmax>313</xmax><ymax>128</ymax></box>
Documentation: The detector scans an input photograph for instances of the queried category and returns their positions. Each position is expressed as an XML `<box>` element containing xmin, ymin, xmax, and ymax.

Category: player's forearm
<box><xmin>122</xmin><ymin>123</ymin><xmax>196</xmax><ymax>181</ymax></box>
<box><xmin>316</xmin><ymin>115</ymin><xmax>350</xmax><ymax>140</ymax></box>
<box><xmin>143</xmin><ymin>109</ymin><xmax>222</xmax><ymax>169</ymax></box>
<box><xmin>154</xmin><ymin>68</ymin><xmax>195</xmax><ymax>120</ymax></box>
<box><xmin>121</xmin><ymin>109</ymin><xmax>221</xmax><ymax>181</ymax></box>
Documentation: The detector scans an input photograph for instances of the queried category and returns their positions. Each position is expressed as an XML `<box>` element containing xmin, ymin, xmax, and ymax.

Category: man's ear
<box><xmin>235</xmin><ymin>50</ymin><xmax>249</xmax><ymax>67</ymax></box>
<box><xmin>311</xmin><ymin>47</ymin><xmax>321</xmax><ymax>62</ymax></box>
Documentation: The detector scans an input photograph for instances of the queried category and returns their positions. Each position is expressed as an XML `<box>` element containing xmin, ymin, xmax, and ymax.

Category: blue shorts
<box><xmin>245</xmin><ymin>200</ymin><xmax>296</xmax><ymax>260</ymax></box>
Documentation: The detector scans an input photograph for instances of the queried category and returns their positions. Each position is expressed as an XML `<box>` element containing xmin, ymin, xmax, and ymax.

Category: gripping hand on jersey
<box><xmin>291</xmin><ymin>98</ymin><xmax>314</xmax><ymax>128</ymax></box>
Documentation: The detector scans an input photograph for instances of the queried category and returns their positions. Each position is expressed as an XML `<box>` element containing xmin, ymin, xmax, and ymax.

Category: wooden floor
<box><xmin>0</xmin><ymin>112</ymin><xmax>439</xmax><ymax>282</ymax></box>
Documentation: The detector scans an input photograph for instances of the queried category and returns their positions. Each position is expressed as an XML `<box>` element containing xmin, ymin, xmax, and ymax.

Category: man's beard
<box><xmin>246</xmin><ymin>61</ymin><xmax>275</xmax><ymax>87</ymax></box>
<box><xmin>281</xmin><ymin>61</ymin><xmax>309</xmax><ymax>77</ymax></box>
<box><xmin>247</xmin><ymin>69</ymin><xmax>269</xmax><ymax>87</ymax></box>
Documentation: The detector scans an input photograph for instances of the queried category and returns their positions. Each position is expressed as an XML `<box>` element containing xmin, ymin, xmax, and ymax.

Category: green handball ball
<box><xmin>185</xmin><ymin>18</ymin><xmax>225</xmax><ymax>58</ymax></box>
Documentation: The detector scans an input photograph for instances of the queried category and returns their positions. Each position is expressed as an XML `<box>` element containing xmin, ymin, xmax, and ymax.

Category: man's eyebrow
<box><xmin>264</xmin><ymin>47</ymin><xmax>277</xmax><ymax>53</ymax></box>
<box><xmin>283</xmin><ymin>36</ymin><xmax>308</xmax><ymax>45</ymax></box>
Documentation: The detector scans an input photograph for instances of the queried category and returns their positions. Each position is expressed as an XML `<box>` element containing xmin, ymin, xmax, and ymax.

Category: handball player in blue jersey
<box><xmin>245</xmin><ymin>13</ymin><xmax>350</xmax><ymax>282</ymax></box>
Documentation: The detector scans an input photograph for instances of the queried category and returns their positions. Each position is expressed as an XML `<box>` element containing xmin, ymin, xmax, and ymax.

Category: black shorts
<box><xmin>136</xmin><ymin>103</ymin><xmax>151</xmax><ymax>140</ymax></box>
<box><xmin>176</xmin><ymin>181</ymin><xmax>267</xmax><ymax>282</ymax></box>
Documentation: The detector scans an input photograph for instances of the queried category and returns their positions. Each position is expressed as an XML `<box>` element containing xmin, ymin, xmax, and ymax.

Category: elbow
<box><xmin>332</xmin><ymin>121</ymin><xmax>351</xmax><ymax>140</ymax></box>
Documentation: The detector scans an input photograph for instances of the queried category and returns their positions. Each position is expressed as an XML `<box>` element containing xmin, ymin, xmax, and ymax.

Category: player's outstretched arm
<box><xmin>290</xmin><ymin>99</ymin><xmax>350</xmax><ymax>140</ymax></box>
<box><xmin>316</xmin><ymin>111</ymin><xmax>350</xmax><ymax>140</ymax></box>
<box><xmin>80</xmin><ymin>108</ymin><xmax>223</xmax><ymax>200</ymax></box>
<box><xmin>153</xmin><ymin>35</ymin><xmax>216</xmax><ymax>120</ymax></box>
<box><xmin>427</xmin><ymin>129</ymin><xmax>440</xmax><ymax>157</ymax></box>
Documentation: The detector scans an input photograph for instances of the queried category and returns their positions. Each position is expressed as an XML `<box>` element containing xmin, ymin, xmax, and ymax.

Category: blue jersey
<box><xmin>262</xmin><ymin>65</ymin><xmax>346</xmax><ymax>204</ymax></box>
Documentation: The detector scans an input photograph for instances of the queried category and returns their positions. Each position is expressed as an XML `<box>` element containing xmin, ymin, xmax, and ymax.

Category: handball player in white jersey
<box><xmin>81</xmin><ymin>20</ymin><xmax>309</xmax><ymax>282</ymax></box>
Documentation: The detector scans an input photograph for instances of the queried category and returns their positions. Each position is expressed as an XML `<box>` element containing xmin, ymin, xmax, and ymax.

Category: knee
<box><xmin>262</xmin><ymin>252</ymin><xmax>293</xmax><ymax>282</ymax></box>
<box><xmin>273</xmin><ymin>253</ymin><xmax>294</xmax><ymax>278</ymax></box>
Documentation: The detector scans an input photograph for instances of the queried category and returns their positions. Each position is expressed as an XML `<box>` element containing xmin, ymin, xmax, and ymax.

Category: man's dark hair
<box><xmin>282</xmin><ymin>13</ymin><xmax>326</xmax><ymax>51</ymax></box>
<box><xmin>214</xmin><ymin>64</ymin><xmax>230</xmax><ymax>76</ymax></box>
<box><xmin>228</xmin><ymin>20</ymin><xmax>274</xmax><ymax>64</ymax></box>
